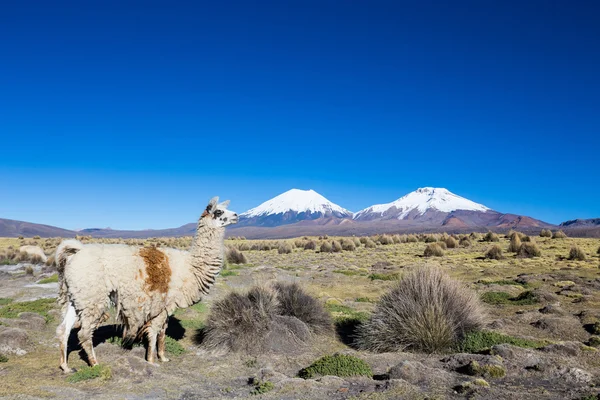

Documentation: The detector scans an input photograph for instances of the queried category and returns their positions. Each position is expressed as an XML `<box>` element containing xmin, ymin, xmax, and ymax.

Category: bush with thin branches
<box><xmin>552</xmin><ymin>230</ymin><xmax>567</xmax><ymax>239</ymax></box>
<box><xmin>331</xmin><ymin>240</ymin><xmax>343</xmax><ymax>253</ymax></box>
<box><xmin>364</xmin><ymin>239</ymin><xmax>377</xmax><ymax>248</ymax></box>
<box><xmin>568</xmin><ymin>245</ymin><xmax>586</xmax><ymax>261</ymax></box>
<box><xmin>424</xmin><ymin>243</ymin><xmax>444</xmax><ymax>257</ymax></box>
<box><xmin>518</xmin><ymin>242</ymin><xmax>541</xmax><ymax>258</ymax></box>
<box><xmin>202</xmin><ymin>283</ymin><xmax>331</xmax><ymax>354</ymax></box>
<box><xmin>226</xmin><ymin>248</ymin><xmax>248</xmax><ymax>264</ymax></box>
<box><xmin>459</xmin><ymin>237</ymin><xmax>471</xmax><ymax>247</ymax></box>
<box><xmin>341</xmin><ymin>239</ymin><xmax>356</xmax><ymax>251</ymax></box>
<box><xmin>320</xmin><ymin>242</ymin><xmax>333</xmax><ymax>253</ymax></box>
<box><xmin>445</xmin><ymin>237</ymin><xmax>458</xmax><ymax>249</ymax></box>
<box><xmin>356</xmin><ymin>267</ymin><xmax>485</xmax><ymax>353</ymax></box>
<box><xmin>483</xmin><ymin>231</ymin><xmax>500</xmax><ymax>242</ymax></box>
<box><xmin>304</xmin><ymin>240</ymin><xmax>317</xmax><ymax>250</ymax></box>
<box><xmin>278</xmin><ymin>243</ymin><xmax>293</xmax><ymax>254</ymax></box>
<box><xmin>507</xmin><ymin>235</ymin><xmax>522</xmax><ymax>253</ymax></box>
<box><xmin>484</xmin><ymin>245</ymin><xmax>503</xmax><ymax>260</ymax></box>
<box><xmin>540</xmin><ymin>229</ymin><xmax>552</xmax><ymax>238</ymax></box>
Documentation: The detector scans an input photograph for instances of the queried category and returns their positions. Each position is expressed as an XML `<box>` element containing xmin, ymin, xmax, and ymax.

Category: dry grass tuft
<box><xmin>484</xmin><ymin>245</ymin><xmax>503</xmax><ymax>260</ymax></box>
<box><xmin>202</xmin><ymin>283</ymin><xmax>331</xmax><ymax>354</ymax></box>
<box><xmin>278</xmin><ymin>243</ymin><xmax>293</xmax><ymax>254</ymax></box>
<box><xmin>518</xmin><ymin>242</ymin><xmax>541</xmax><ymax>258</ymax></box>
<box><xmin>226</xmin><ymin>247</ymin><xmax>248</xmax><ymax>264</ymax></box>
<box><xmin>424</xmin><ymin>243</ymin><xmax>444</xmax><ymax>257</ymax></box>
<box><xmin>552</xmin><ymin>230</ymin><xmax>567</xmax><ymax>239</ymax></box>
<box><xmin>508</xmin><ymin>235</ymin><xmax>522</xmax><ymax>253</ymax></box>
<box><xmin>356</xmin><ymin>267</ymin><xmax>485</xmax><ymax>353</ymax></box>
<box><xmin>568</xmin><ymin>245</ymin><xmax>586</xmax><ymax>261</ymax></box>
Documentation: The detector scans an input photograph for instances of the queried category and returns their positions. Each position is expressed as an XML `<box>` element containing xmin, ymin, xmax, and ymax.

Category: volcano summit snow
<box><xmin>353</xmin><ymin>187</ymin><xmax>490</xmax><ymax>221</ymax></box>
<box><xmin>238</xmin><ymin>189</ymin><xmax>352</xmax><ymax>227</ymax></box>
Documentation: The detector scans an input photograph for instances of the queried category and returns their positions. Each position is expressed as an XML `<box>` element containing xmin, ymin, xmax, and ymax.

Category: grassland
<box><xmin>0</xmin><ymin>232</ymin><xmax>599</xmax><ymax>399</ymax></box>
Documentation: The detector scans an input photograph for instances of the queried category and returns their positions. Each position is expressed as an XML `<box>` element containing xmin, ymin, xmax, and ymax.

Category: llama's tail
<box><xmin>55</xmin><ymin>239</ymin><xmax>83</xmax><ymax>310</ymax></box>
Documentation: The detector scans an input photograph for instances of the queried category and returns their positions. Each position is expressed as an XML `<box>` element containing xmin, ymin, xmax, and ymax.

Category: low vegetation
<box><xmin>552</xmin><ymin>230</ymin><xmax>567</xmax><ymax>239</ymax></box>
<box><xmin>226</xmin><ymin>248</ymin><xmax>248</xmax><ymax>264</ymax></box>
<box><xmin>67</xmin><ymin>364</ymin><xmax>112</xmax><ymax>383</ymax></box>
<box><xmin>424</xmin><ymin>243</ymin><xmax>444</xmax><ymax>257</ymax></box>
<box><xmin>356</xmin><ymin>267</ymin><xmax>485</xmax><ymax>353</ymax></box>
<box><xmin>518</xmin><ymin>242</ymin><xmax>541</xmax><ymax>258</ymax></box>
<box><xmin>298</xmin><ymin>354</ymin><xmax>372</xmax><ymax>379</ymax></box>
<box><xmin>0</xmin><ymin>298</ymin><xmax>56</xmax><ymax>322</ymax></box>
<box><xmin>484</xmin><ymin>245</ymin><xmax>503</xmax><ymax>260</ymax></box>
<box><xmin>568</xmin><ymin>245</ymin><xmax>586</xmax><ymax>261</ymax></box>
<box><xmin>456</xmin><ymin>330</ymin><xmax>546</xmax><ymax>353</ymax></box>
<box><xmin>480</xmin><ymin>290</ymin><xmax>538</xmax><ymax>305</ymax></box>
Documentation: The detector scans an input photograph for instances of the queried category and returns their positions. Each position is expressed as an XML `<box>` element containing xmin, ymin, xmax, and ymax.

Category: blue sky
<box><xmin>1</xmin><ymin>1</ymin><xmax>598</xmax><ymax>230</ymax></box>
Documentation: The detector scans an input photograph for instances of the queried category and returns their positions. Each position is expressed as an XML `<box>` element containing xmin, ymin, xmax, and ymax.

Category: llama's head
<box><xmin>200</xmin><ymin>197</ymin><xmax>238</xmax><ymax>228</ymax></box>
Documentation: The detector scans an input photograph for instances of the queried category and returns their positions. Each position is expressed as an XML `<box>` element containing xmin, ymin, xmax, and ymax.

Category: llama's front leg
<box><xmin>157</xmin><ymin>320</ymin><xmax>170</xmax><ymax>362</ymax></box>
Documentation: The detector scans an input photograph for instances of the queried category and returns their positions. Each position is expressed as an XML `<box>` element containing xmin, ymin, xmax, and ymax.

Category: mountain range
<box><xmin>1</xmin><ymin>188</ymin><xmax>598</xmax><ymax>238</ymax></box>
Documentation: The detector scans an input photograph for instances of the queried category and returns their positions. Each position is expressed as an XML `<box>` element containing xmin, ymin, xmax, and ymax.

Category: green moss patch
<box><xmin>250</xmin><ymin>379</ymin><xmax>274</xmax><ymax>395</ymax></box>
<box><xmin>0</xmin><ymin>298</ymin><xmax>13</xmax><ymax>305</ymax></box>
<box><xmin>164</xmin><ymin>336</ymin><xmax>185</xmax><ymax>355</ymax></box>
<box><xmin>368</xmin><ymin>273</ymin><xmax>399</xmax><ymax>281</ymax></box>
<box><xmin>298</xmin><ymin>354</ymin><xmax>372</xmax><ymax>379</ymax></box>
<box><xmin>480</xmin><ymin>291</ymin><xmax>538</xmax><ymax>306</ymax></box>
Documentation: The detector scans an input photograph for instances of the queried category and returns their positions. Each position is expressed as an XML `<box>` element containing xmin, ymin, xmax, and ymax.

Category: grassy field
<box><xmin>0</xmin><ymin>232</ymin><xmax>599</xmax><ymax>399</ymax></box>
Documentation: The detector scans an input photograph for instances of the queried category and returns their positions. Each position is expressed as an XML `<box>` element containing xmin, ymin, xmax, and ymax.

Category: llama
<box><xmin>55</xmin><ymin>197</ymin><xmax>237</xmax><ymax>372</ymax></box>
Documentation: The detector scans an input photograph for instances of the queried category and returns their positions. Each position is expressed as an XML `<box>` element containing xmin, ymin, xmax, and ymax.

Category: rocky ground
<box><xmin>1</xmin><ymin>235</ymin><xmax>599</xmax><ymax>399</ymax></box>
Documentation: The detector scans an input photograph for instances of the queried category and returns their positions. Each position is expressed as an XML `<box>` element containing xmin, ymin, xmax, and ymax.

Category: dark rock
<box><xmin>540</xmin><ymin>342</ymin><xmax>582</xmax><ymax>357</ymax></box>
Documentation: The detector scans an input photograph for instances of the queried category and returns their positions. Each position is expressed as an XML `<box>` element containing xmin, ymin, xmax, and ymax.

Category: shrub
<box><xmin>377</xmin><ymin>235</ymin><xmax>394</xmax><ymax>245</ymax></box>
<box><xmin>459</xmin><ymin>237</ymin><xmax>472</xmax><ymax>247</ymax></box>
<box><xmin>164</xmin><ymin>336</ymin><xmax>185</xmax><ymax>355</ymax></box>
<box><xmin>226</xmin><ymin>248</ymin><xmax>248</xmax><ymax>264</ymax></box>
<box><xmin>469</xmin><ymin>232</ymin><xmax>480</xmax><ymax>240</ymax></box>
<box><xmin>298</xmin><ymin>354</ymin><xmax>372</xmax><ymax>379</ymax></box>
<box><xmin>250</xmin><ymin>379</ymin><xmax>274</xmax><ymax>395</ymax></box>
<box><xmin>438</xmin><ymin>241</ymin><xmax>447</xmax><ymax>250</ymax></box>
<box><xmin>552</xmin><ymin>230</ymin><xmax>567</xmax><ymax>239</ymax></box>
<box><xmin>445</xmin><ymin>237</ymin><xmax>458</xmax><ymax>249</ymax></box>
<box><xmin>483</xmin><ymin>232</ymin><xmax>500</xmax><ymax>242</ymax></box>
<box><xmin>67</xmin><ymin>364</ymin><xmax>112</xmax><ymax>383</ymax></box>
<box><xmin>364</xmin><ymin>239</ymin><xmax>377</xmax><ymax>248</ymax></box>
<box><xmin>277</xmin><ymin>243</ymin><xmax>293</xmax><ymax>254</ymax></box>
<box><xmin>320</xmin><ymin>242</ymin><xmax>333</xmax><ymax>253</ymax></box>
<box><xmin>24</xmin><ymin>265</ymin><xmax>34</xmax><ymax>275</ymax></box>
<box><xmin>202</xmin><ymin>283</ymin><xmax>331</xmax><ymax>353</ymax></box>
<box><xmin>304</xmin><ymin>240</ymin><xmax>317</xmax><ymax>250</ymax></box>
<box><xmin>331</xmin><ymin>240</ymin><xmax>343</xmax><ymax>253</ymax></box>
<box><xmin>540</xmin><ymin>229</ymin><xmax>552</xmax><ymax>238</ymax></box>
<box><xmin>568</xmin><ymin>245</ymin><xmax>586</xmax><ymax>261</ymax></box>
<box><xmin>518</xmin><ymin>242</ymin><xmax>541</xmax><ymax>258</ymax></box>
<box><xmin>424</xmin><ymin>243</ymin><xmax>444</xmax><ymax>257</ymax></box>
<box><xmin>359</xmin><ymin>237</ymin><xmax>368</xmax><ymax>244</ymax></box>
<box><xmin>507</xmin><ymin>235</ymin><xmax>522</xmax><ymax>253</ymax></box>
<box><xmin>238</xmin><ymin>242</ymin><xmax>250</xmax><ymax>251</ymax></box>
<box><xmin>521</xmin><ymin>235</ymin><xmax>532</xmax><ymax>242</ymax></box>
<box><xmin>392</xmin><ymin>235</ymin><xmax>401</xmax><ymax>244</ymax></box>
<box><xmin>0</xmin><ymin>354</ymin><xmax>8</xmax><ymax>363</ymax></box>
<box><xmin>341</xmin><ymin>239</ymin><xmax>356</xmax><ymax>251</ymax></box>
<box><xmin>356</xmin><ymin>267</ymin><xmax>485</xmax><ymax>353</ymax></box>
<box><xmin>406</xmin><ymin>235</ymin><xmax>418</xmax><ymax>243</ymax></box>
<box><xmin>273</xmin><ymin>282</ymin><xmax>333</xmax><ymax>334</ymax></box>
<box><xmin>424</xmin><ymin>235</ymin><xmax>438</xmax><ymax>243</ymax></box>
<box><xmin>484</xmin><ymin>245</ymin><xmax>503</xmax><ymax>260</ymax></box>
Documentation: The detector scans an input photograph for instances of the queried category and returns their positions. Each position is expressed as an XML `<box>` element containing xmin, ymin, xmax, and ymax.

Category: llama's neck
<box><xmin>187</xmin><ymin>222</ymin><xmax>225</xmax><ymax>297</ymax></box>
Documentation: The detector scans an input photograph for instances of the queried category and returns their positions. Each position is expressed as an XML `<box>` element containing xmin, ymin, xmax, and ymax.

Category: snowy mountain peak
<box><xmin>240</xmin><ymin>189</ymin><xmax>352</xmax><ymax>218</ymax></box>
<box><xmin>354</xmin><ymin>187</ymin><xmax>490</xmax><ymax>220</ymax></box>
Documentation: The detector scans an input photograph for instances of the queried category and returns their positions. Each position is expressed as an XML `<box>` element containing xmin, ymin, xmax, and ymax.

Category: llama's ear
<box><xmin>207</xmin><ymin>196</ymin><xmax>219</xmax><ymax>212</ymax></box>
<box><xmin>219</xmin><ymin>200</ymin><xmax>230</xmax><ymax>208</ymax></box>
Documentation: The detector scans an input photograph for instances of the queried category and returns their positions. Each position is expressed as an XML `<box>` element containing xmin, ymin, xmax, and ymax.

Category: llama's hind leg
<box><xmin>77</xmin><ymin>308</ymin><xmax>105</xmax><ymax>367</ymax></box>
<box><xmin>157</xmin><ymin>317</ymin><xmax>170</xmax><ymax>362</ymax></box>
<box><xmin>57</xmin><ymin>302</ymin><xmax>78</xmax><ymax>373</ymax></box>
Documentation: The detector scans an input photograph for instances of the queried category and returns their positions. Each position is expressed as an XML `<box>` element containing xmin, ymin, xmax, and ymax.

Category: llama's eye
<box><xmin>214</xmin><ymin>210</ymin><xmax>223</xmax><ymax>217</ymax></box>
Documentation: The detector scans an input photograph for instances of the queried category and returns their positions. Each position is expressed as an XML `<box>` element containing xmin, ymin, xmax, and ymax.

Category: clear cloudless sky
<box><xmin>0</xmin><ymin>1</ymin><xmax>599</xmax><ymax>230</ymax></box>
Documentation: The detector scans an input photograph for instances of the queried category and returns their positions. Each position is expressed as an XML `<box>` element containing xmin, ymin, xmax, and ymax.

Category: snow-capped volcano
<box><xmin>353</xmin><ymin>187</ymin><xmax>490</xmax><ymax>221</ymax></box>
<box><xmin>238</xmin><ymin>189</ymin><xmax>352</xmax><ymax>227</ymax></box>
